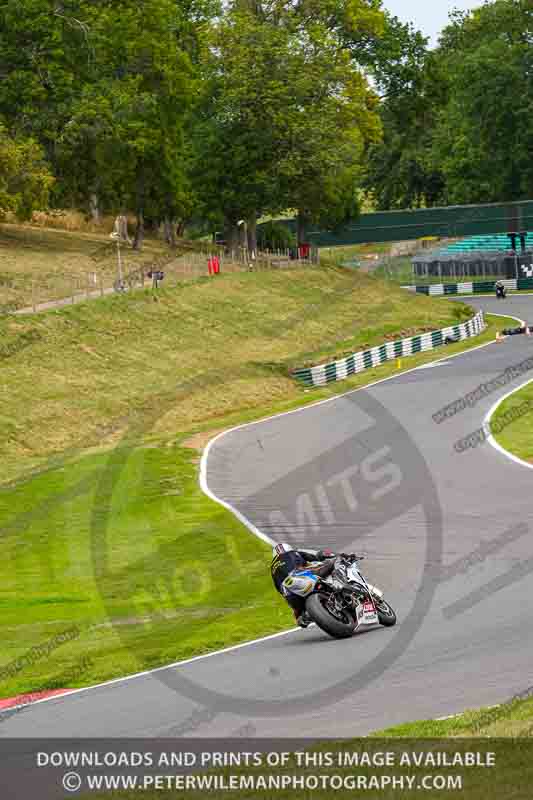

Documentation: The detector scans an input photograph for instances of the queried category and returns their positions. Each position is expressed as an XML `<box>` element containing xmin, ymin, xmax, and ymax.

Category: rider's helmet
<box><xmin>272</xmin><ymin>542</ymin><xmax>293</xmax><ymax>558</ymax></box>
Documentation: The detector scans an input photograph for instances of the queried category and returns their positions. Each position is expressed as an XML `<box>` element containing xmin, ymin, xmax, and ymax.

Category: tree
<box><xmin>195</xmin><ymin>1</ymin><xmax>383</xmax><ymax>251</ymax></box>
<box><xmin>0</xmin><ymin>1</ymin><xmax>93</xmax><ymax>170</ymax></box>
<box><xmin>363</xmin><ymin>13</ymin><xmax>446</xmax><ymax>209</ymax></box>
<box><xmin>52</xmin><ymin>0</ymin><xmax>200</xmax><ymax>247</ymax></box>
<box><xmin>430</xmin><ymin>0</ymin><xmax>533</xmax><ymax>204</ymax></box>
<box><xmin>0</xmin><ymin>126</ymin><xmax>53</xmax><ymax>220</ymax></box>
<box><xmin>193</xmin><ymin>9</ymin><xmax>291</xmax><ymax>252</ymax></box>
<box><xmin>278</xmin><ymin>19</ymin><xmax>382</xmax><ymax>241</ymax></box>
<box><xmin>0</xmin><ymin>0</ymin><xmax>209</xmax><ymax>245</ymax></box>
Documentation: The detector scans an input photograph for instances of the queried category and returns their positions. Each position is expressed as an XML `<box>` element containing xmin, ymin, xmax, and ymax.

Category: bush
<box><xmin>257</xmin><ymin>221</ymin><xmax>296</xmax><ymax>251</ymax></box>
<box><xmin>27</xmin><ymin>210</ymin><xmax>119</xmax><ymax>233</ymax></box>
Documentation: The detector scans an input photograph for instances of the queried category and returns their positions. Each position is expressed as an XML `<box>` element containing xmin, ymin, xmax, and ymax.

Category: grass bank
<box><xmin>0</xmin><ymin>254</ymin><xmax>507</xmax><ymax>700</ymax></box>
<box><xmin>0</xmin><ymin>264</ymin><xmax>473</xmax><ymax>485</ymax></box>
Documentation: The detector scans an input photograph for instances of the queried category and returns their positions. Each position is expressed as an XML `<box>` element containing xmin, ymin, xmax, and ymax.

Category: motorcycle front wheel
<box><xmin>375</xmin><ymin>599</ymin><xmax>397</xmax><ymax>627</ymax></box>
<box><xmin>306</xmin><ymin>593</ymin><xmax>356</xmax><ymax>639</ymax></box>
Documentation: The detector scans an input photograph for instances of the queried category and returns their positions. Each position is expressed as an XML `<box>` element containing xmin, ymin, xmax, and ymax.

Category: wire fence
<box><xmin>0</xmin><ymin>270</ymin><xmax>112</xmax><ymax>315</ymax></box>
<box><xmin>117</xmin><ymin>246</ymin><xmax>320</xmax><ymax>291</ymax></box>
<box><xmin>359</xmin><ymin>250</ymin><xmax>533</xmax><ymax>286</ymax></box>
<box><xmin>1</xmin><ymin>245</ymin><xmax>321</xmax><ymax>315</ymax></box>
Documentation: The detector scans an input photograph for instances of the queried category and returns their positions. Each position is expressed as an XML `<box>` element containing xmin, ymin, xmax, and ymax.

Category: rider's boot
<box><xmin>294</xmin><ymin>610</ymin><xmax>311</xmax><ymax>628</ymax></box>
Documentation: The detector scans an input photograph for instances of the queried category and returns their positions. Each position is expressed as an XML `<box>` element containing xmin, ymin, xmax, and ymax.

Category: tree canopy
<box><xmin>366</xmin><ymin>0</ymin><xmax>533</xmax><ymax>210</ymax></box>
<box><xmin>0</xmin><ymin>0</ymin><xmax>530</xmax><ymax>245</ymax></box>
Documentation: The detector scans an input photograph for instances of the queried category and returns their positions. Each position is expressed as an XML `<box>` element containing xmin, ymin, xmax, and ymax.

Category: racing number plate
<box><xmin>363</xmin><ymin>600</ymin><xmax>378</xmax><ymax>624</ymax></box>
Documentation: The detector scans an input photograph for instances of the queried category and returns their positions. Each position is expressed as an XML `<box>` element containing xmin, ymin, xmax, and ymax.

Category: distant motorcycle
<box><xmin>283</xmin><ymin>555</ymin><xmax>396</xmax><ymax>639</ymax></box>
<box><xmin>496</xmin><ymin>282</ymin><xmax>507</xmax><ymax>299</ymax></box>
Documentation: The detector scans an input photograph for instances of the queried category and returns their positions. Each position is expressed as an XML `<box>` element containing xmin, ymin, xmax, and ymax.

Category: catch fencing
<box><xmin>412</xmin><ymin>250</ymin><xmax>533</xmax><ymax>280</ymax></box>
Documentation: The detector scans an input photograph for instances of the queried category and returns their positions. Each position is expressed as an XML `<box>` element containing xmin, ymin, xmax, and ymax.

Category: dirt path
<box><xmin>14</xmin><ymin>285</ymin><xmax>120</xmax><ymax>315</ymax></box>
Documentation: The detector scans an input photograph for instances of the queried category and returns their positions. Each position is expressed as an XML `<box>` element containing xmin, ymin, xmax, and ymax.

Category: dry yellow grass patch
<box><xmin>0</xmin><ymin>262</ymin><xmax>471</xmax><ymax>483</ymax></box>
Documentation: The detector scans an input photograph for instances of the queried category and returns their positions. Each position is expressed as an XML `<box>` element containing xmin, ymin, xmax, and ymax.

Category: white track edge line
<box><xmin>435</xmin><ymin>704</ymin><xmax>499</xmax><ymax>722</ymax></box>
<box><xmin>0</xmin><ymin>627</ymin><xmax>300</xmax><ymax>717</ymax></box>
<box><xmin>200</xmin><ymin>311</ymin><xmax>524</xmax><ymax>515</ymax></box>
<box><xmin>484</xmin><ymin>377</ymin><xmax>533</xmax><ymax>470</ymax></box>
<box><xmin>199</xmin><ymin>321</ymin><xmax>500</xmax><ymax>547</ymax></box>
<box><xmin>485</xmin><ymin>311</ymin><xmax>525</xmax><ymax>326</ymax></box>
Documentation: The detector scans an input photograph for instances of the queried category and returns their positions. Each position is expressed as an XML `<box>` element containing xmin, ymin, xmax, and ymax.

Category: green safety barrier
<box><xmin>292</xmin><ymin>312</ymin><xmax>485</xmax><ymax>387</ymax></box>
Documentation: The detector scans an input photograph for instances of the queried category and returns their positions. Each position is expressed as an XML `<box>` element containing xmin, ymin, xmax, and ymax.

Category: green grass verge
<box><xmin>0</xmin><ymin>313</ymin><xmax>512</xmax><ymax>700</ymax></box>
<box><xmin>0</xmin><ymin>442</ymin><xmax>286</xmax><ymax>698</ymax></box>
<box><xmin>491</xmin><ymin>379</ymin><xmax>533</xmax><ymax>463</ymax></box>
<box><xmin>84</xmin><ymin>700</ymin><xmax>533</xmax><ymax>799</ymax></box>
<box><xmin>374</xmin><ymin>695</ymin><xmax>533</xmax><ymax>738</ymax></box>
<box><xmin>87</xmin><ymin>740</ymin><xmax>532</xmax><ymax>800</ymax></box>
<box><xmin>88</xmin><ymin>748</ymin><xmax>533</xmax><ymax>800</ymax></box>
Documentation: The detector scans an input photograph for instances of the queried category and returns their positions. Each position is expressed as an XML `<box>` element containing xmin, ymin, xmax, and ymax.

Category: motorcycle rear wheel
<box><xmin>306</xmin><ymin>593</ymin><xmax>356</xmax><ymax>639</ymax></box>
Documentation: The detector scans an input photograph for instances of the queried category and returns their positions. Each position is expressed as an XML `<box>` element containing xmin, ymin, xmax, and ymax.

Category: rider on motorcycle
<box><xmin>270</xmin><ymin>542</ymin><xmax>340</xmax><ymax>628</ymax></box>
<box><xmin>495</xmin><ymin>280</ymin><xmax>507</xmax><ymax>299</ymax></box>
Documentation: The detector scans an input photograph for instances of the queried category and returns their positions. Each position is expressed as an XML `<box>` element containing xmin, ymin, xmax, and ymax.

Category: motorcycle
<box><xmin>496</xmin><ymin>283</ymin><xmax>507</xmax><ymax>299</ymax></box>
<box><xmin>283</xmin><ymin>555</ymin><xmax>396</xmax><ymax>640</ymax></box>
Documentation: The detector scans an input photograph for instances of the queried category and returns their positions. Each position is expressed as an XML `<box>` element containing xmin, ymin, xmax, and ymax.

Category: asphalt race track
<box><xmin>2</xmin><ymin>294</ymin><xmax>533</xmax><ymax>739</ymax></box>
